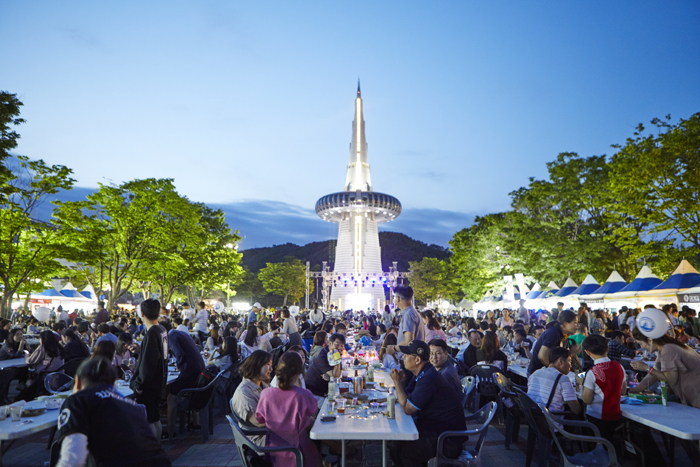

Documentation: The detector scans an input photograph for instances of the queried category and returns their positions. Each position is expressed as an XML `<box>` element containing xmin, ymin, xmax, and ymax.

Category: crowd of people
<box><xmin>1</xmin><ymin>290</ymin><xmax>699</xmax><ymax>466</ymax></box>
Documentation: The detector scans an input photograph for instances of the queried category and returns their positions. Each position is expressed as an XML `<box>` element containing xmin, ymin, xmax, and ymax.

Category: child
<box><xmin>581</xmin><ymin>334</ymin><xmax>626</xmax><ymax>440</ymax></box>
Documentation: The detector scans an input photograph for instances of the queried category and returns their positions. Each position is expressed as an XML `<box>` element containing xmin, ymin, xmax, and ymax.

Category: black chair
<box><xmin>44</xmin><ymin>373</ymin><xmax>73</xmax><ymax>394</ymax></box>
<box><xmin>516</xmin><ymin>388</ymin><xmax>555</xmax><ymax>467</ymax></box>
<box><xmin>60</xmin><ymin>358</ymin><xmax>86</xmax><ymax>378</ymax></box>
<box><xmin>0</xmin><ymin>368</ymin><xmax>18</xmax><ymax>405</ymax></box>
<box><xmin>176</xmin><ymin>370</ymin><xmax>227</xmax><ymax>441</ymax></box>
<box><xmin>226</xmin><ymin>414</ymin><xmax>303</xmax><ymax>467</ymax></box>
<box><xmin>468</xmin><ymin>364</ymin><xmax>506</xmax><ymax>424</ymax></box>
<box><xmin>494</xmin><ymin>372</ymin><xmax>524</xmax><ymax>450</ymax></box>
<box><xmin>427</xmin><ymin>402</ymin><xmax>498</xmax><ymax>467</ymax></box>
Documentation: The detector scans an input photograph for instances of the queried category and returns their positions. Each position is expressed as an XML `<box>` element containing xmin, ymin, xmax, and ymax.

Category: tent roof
<box><xmin>60</xmin><ymin>289</ymin><xmax>83</xmax><ymax>298</ymax></box>
<box><xmin>553</xmin><ymin>278</ymin><xmax>578</xmax><ymax>297</ymax></box>
<box><xmin>613</xmin><ymin>265</ymin><xmax>662</xmax><ymax>294</ymax></box>
<box><xmin>585</xmin><ymin>271</ymin><xmax>627</xmax><ymax>297</ymax></box>
<box><xmin>526</xmin><ymin>283</ymin><xmax>541</xmax><ymax>300</ymax></box>
<box><xmin>648</xmin><ymin>260</ymin><xmax>700</xmax><ymax>292</ymax></box>
<box><xmin>568</xmin><ymin>275</ymin><xmax>600</xmax><ymax>297</ymax></box>
<box><xmin>36</xmin><ymin>288</ymin><xmax>63</xmax><ymax>297</ymax></box>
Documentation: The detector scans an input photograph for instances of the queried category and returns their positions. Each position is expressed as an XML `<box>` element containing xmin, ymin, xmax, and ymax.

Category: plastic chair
<box><xmin>461</xmin><ymin>376</ymin><xmax>476</xmax><ymax>410</ymax></box>
<box><xmin>516</xmin><ymin>388</ymin><xmax>556</xmax><ymax>467</ymax></box>
<box><xmin>176</xmin><ymin>370</ymin><xmax>227</xmax><ymax>441</ymax></box>
<box><xmin>226</xmin><ymin>414</ymin><xmax>303</xmax><ymax>467</ymax></box>
<box><xmin>541</xmin><ymin>405</ymin><xmax>618</xmax><ymax>467</ymax></box>
<box><xmin>44</xmin><ymin>373</ymin><xmax>74</xmax><ymax>394</ymax></box>
<box><xmin>427</xmin><ymin>401</ymin><xmax>497</xmax><ymax>467</ymax></box>
<box><xmin>57</xmin><ymin>358</ymin><xmax>86</xmax><ymax>378</ymax></box>
<box><xmin>494</xmin><ymin>373</ymin><xmax>523</xmax><ymax>450</ymax></box>
<box><xmin>228</xmin><ymin>401</ymin><xmax>267</xmax><ymax>437</ymax></box>
<box><xmin>468</xmin><ymin>364</ymin><xmax>506</xmax><ymax>424</ymax></box>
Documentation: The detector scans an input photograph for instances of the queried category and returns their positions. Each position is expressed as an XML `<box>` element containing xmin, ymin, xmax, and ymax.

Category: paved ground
<box><xmin>2</xmin><ymin>410</ymin><xmax>695</xmax><ymax>467</ymax></box>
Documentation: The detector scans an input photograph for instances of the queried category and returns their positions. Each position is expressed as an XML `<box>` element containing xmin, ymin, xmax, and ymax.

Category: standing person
<box><xmin>181</xmin><ymin>303</ymin><xmax>195</xmax><ymax>325</ymax></box>
<box><xmin>93</xmin><ymin>301</ymin><xmax>109</xmax><ymax>326</ymax></box>
<box><xmin>130</xmin><ymin>299</ymin><xmax>168</xmax><ymax>440</ymax></box>
<box><xmin>528</xmin><ymin>310</ymin><xmax>579</xmax><ymax>376</ymax></box>
<box><xmin>386</xmin><ymin>286</ymin><xmax>423</xmax><ymax>359</ymax></box>
<box><xmin>53</xmin><ymin>357</ymin><xmax>171</xmax><ymax>467</ymax></box>
<box><xmin>517</xmin><ymin>299</ymin><xmax>530</xmax><ymax>325</ymax></box>
<box><xmin>389</xmin><ymin>341</ymin><xmax>466</xmax><ymax>467</ymax></box>
<box><xmin>247</xmin><ymin>303</ymin><xmax>261</xmax><ymax>326</ymax></box>
<box><xmin>256</xmin><ymin>352</ymin><xmax>319</xmax><ymax>467</ymax></box>
<box><xmin>165</xmin><ymin>329</ymin><xmax>206</xmax><ymax>439</ymax></box>
<box><xmin>580</xmin><ymin>335</ymin><xmax>626</xmax><ymax>440</ymax></box>
<box><xmin>280</xmin><ymin>309</ymin><xmax>301</xmax><ymax>346</ymax></box>
<box><xmin>194</xmin><ymin>302</ymin><xmax>209</xmax><ymax>344</ymax></box>
<box><xmin>382</xmin><ymin>305</ymin><xmax>393</xmax><ymax>329</ymax></box>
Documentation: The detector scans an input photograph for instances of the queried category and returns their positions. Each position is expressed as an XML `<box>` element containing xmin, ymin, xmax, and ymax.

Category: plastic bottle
<box><xmin>367</xmin><ymin>364</ymin><xmax>374</xmax><ymax>383</ymax></box>
<box><xmin>328</xmin><ymin>377</ymin><xmax>336</xmax><ymax>398</ymax></box>
<box><xmin>660</xmin><ymin>381</ymin><xmax>668</xmax><ymax>407</ymax></box>
<box><xmin>387</xmin><ymin>389</ymin><xmax>396</xmax><ymax>419</ymax></box>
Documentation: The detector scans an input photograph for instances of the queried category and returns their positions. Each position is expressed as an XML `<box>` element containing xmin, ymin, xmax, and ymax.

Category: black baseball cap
<box><xmin>398</xmin><ymin>340</ymin><xmax>430</xmax><ymax>361</ymax></box>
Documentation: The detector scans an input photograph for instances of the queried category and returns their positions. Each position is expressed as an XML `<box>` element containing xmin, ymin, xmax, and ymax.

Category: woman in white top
<box><xmin>497</xmin><ymin>310</ymin><xmax>514</xmax><ymax>328</ymax></box>
<box><xmin>240</xmin><ymin>324</ymin><xmax>260</xmax><ymax>360</ymax></box>
<box><xmin>281</xmin><ymin>309</ymin><xmax>301</xmax><ymax>346</ymax></box>
<box><xmin>379</xmin><ymin>333</ymin><xmax>401</xmax><ymax>371</ymax></box>
<box><xmin>270</xmin><ymin>345</ymin><xmax>307</xmax><ymax>389</ymax></box>
<box><xmin>206</xmin><ymin>325</ymin><xmax>223</xmax><ymax>351</ymax></box>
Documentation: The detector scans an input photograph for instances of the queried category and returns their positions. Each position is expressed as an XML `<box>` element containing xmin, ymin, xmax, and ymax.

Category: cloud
<box><xmin>37</xmin><ymin>187</ymin><xmax>475</xmax><ymax>249</ymax></box>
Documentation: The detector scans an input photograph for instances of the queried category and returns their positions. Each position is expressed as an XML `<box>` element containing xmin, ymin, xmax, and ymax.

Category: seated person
<box><xmin>54</xmin><ymin>357</ymin><xmax>171</xmax><ymax>467</ymax></box>
<box><xmin>380</xmin><ymin>333</ymin><xmax>401</xmax><ymax>371</ymax></box>
<box><xmin>476</xmin><ymin>331</ymin><xmax>508</xmax><ymax>371</ymax></box>
<box><xmin>607</xmin><ymin>331</ymin><xmax>637</xmax><ymax>361</ymax></box>
<box><xmin>581</xmin><ymin>334</ymin><xmax>626</xmax><ymax>440</ymax></box>
<box><xmin>389</xmin><ymin>341</ymin><xmax>466</xmax><ymax>467</ymax></box>
<box><xmin>527</xmin><ymin>347</ymin><xmax>581</xmax><ymax>415</ymax></box>
<box><xmin>95</xmin><ymin>324</ymin><xmax>118</xmax><ymax>345</ymax></box>
<box><xmin>305</xmin><ymin>333</ymin><xmax>345</xmax><ymax>398</ymax></box>
<box><xmin>270</xmin><ymin>345</ymin><xmax>307</xmax><ymax>389</ymax></box>
<box><xmin>205</xmin><ymin>325</ymin><xmax>223</xmax><ymax>351</ymax></box>
<box><xmin>509</xmin><ymin>328</ymin><xmax>532</xmax><ymax>359</ymax></box>
<box><xmin>459</xmin><ymin>329</ymin><xmax>483</xmax><ymax>368</ymax></box>
<box><xmin>62</xmin><ymin>329</ymin><xmax>90</xmax><ymax>361</ymax></box>
<box><xmin>0</xmin><ymin>328</ymin><xmax>28</xmax><ymax>360</ymax></box>
<box><xmin>256</xmin><ymin>352</ymin><xmax>319</xmax><ymax>467</ymax></box>
<box><xmin>428</xmin><ymin>339</ymin><xmax>464</xmax><ymax>403</ymax></box>
<box><xmin>231</xmin><ymin>350</ymin><xmax>272</xmax><ymax>446</ymax></box>
<box><xmin>206</xmin><ymin>336</ymin><xmax>238</xmax><ymax>369</ymax></box>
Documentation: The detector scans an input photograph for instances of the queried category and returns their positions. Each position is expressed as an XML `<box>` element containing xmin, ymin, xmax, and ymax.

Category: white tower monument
<box><xmin>315</xmin><ymin>83</ymin><xmax>402</xmax><ymax>311</ymax></box>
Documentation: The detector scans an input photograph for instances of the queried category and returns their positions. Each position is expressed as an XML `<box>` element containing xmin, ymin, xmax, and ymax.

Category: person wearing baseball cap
<box><xmin>388</xmin><ymin>340</ymin><xmax>466</xmax><ymax>466</ymax></box>
<box><xmin>247</xmin><ymin>303</ymin><xmax>262</xmax><ymax>326</ymax></box>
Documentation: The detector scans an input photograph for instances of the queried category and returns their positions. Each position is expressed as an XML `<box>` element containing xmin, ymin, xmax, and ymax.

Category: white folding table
<box><xmin>508</xmin><ymin>364</ymin><xmax>528</xmax><ymax>379</ymax></box>
<box><xmin>621</xmin><ymin>401</ymin><xmax>700</xmax><ymax>446</ymax></box>
<box><xmin>310</xmin><ymin>395</ymin><xmax>418</xmax><ymax>467</ymax></box>
<box><xmin>0</xmin><ymin>359</ymin><xmax>28</xmax><ymax>370</ymax></box>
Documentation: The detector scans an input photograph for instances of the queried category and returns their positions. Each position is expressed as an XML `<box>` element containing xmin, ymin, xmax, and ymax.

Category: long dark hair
<box><xmin>421</xmin><ymin>310</ymin><xmax>441</xmax><ymax>331</ymax></box>
<box><xmin>210</xmin><ymin>325</ymin><xmax>223</xmax><ymax>346</ymax></box>
<box><xmin>220</xmin><ymin>336</ymin><xmax>238</xmax><ymax>362</ymax></box>
<box><xmin>63</xmin><ymin>329</ymin><xmax>89</xmax><ymax>357</ymax></box>
<box><xmin>41</xmin><ymin>330</ymin><xmax>63</xmax><ymax>359</ymax></box>
<box><xmin>239</xmin><ymin>349</ymin><xmax>271</xmax><ymax>380</ymax></box>
<box><xmin>76</xmin><ymin>357</ymin><xmax>116</xmax><ymax>388</ymax></box>
<box><xmin>275</xmin><ymin>352</ymin><xmax>303</xmax><ymax>390</ymax></box>
<box><xmin>116</xmin><ymin>333</ymin><xmax>133</xmax><ymax>356</ymax></box>
<box><xmin>6</xmin><ymin>329</ymin><xmax>23</xmax><ymax>351</ymax></box>
<box><xmin>244</xmin><ymin>324</ymin><xmax>258</xmax><ymax>347</ymax></box>
<box><xmin>479</xmin><ymin>331</ymin><xmax>501</xmax><ymax>364</ymax></box>
<box><xmin>632</xmin><ymin>326</ymin><xmax>688</xmax><ymax>349</ymax></box>
<box><xmin>91</xmin><ymin>340</ymin><xmax>116</xmax><ymax>361</ymax></box>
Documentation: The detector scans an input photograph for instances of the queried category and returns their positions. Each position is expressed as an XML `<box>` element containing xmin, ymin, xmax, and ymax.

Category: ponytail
<box><xmin>76</xmin><ymin>357</ymin><xmax>117</xmax><ymax>388</ymax></box>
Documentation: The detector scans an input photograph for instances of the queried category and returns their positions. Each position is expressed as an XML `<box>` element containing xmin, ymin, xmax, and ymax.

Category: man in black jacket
<box><xmin>130</xmin><ymin>299</ymin><xmax>168</xmax><ymax>440</ymax></box>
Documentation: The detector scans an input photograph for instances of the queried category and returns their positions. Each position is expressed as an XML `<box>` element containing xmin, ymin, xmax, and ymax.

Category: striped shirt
<box><xmin>527</xmin><ymin>367</ymin><xmax>577</xmax><ymax>413</ymax></box>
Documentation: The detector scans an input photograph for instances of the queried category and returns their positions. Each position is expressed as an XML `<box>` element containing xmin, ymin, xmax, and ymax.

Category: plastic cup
<box><xmin>336</xmin><ymin>398</ymin><xmax>346</xmax><ymax>413</ymax></box>
<box><xmin>9</xmin><ymin>406</ymin><xmax>22</xmax><ymax>422</ymax></box>
<box><xmin>0</xmin><ymin>406</ymin><xmax>7</xmax><ymax>421</ymax></box>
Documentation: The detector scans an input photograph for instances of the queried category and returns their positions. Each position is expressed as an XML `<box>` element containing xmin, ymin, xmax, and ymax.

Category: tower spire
<box><xmin>357</xmin><ymin>79</ymin><xmax>361</xmax><ymax>98</ymax></box>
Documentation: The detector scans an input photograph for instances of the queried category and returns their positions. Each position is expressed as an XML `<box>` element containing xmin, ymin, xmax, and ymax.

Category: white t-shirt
<box><xmin>176</xmin><ymin>324</ymin><xmax>189</xmax><ymax>334</ymax></box>
<box><xmin>527</xmin><ymin>366</ymin><xmax>578</xmax><ymax>413</ymax></box>
<box><xmin>194</xmin><ymin>309</ymin><xmax>209</xmax><ymax>333</ymax></box>
<box><xmin>182</xmin><ymin>308</ymin><xmax>195</xmax><ymax>323</ymax></box>
<box><xmin>583</xmin><ymin>357</ymin><xmax>626</xmax><ymax>420</ymax></box>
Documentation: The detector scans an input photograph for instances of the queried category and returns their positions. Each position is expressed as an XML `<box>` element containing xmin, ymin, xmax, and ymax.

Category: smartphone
<box><xmin>320</xmin><ymin>416</ymin><xmax>337</xmax><ymax>422</ymax></box>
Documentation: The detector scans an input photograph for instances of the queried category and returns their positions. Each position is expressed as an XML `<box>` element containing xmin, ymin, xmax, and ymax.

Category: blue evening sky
<box><xmin>2</xmin><ymin>1</ymin><xmax>699</xmax><ymax>249</ymax></box>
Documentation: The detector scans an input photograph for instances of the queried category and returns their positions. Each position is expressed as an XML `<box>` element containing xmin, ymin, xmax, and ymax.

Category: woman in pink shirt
<box><xmin>421</xmin><ymin>310</ymin><xmax>446</xmax><ymax>342</ymax></box>
<box><xmin>256</xmin><ymin>352</ymin><xmax>319</xmax><ymax>467</ymax></box>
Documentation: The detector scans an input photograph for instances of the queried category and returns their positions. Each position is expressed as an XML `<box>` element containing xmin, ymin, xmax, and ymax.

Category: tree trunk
<box><xmin>283</xmin><ymin>291</ymin><xmax>289</xmax><ymax>307</ymax></box>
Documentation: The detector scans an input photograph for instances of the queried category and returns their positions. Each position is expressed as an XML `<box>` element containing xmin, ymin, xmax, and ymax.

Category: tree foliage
<box><xmin>258</xmin><ymin>257</ymin><xmax>312</xmax><ymax>306</ymax></box>
<box><xmin>408</xmin><ymin>257</ymin><xmax>459</xmax><ymax>304</ymax></box>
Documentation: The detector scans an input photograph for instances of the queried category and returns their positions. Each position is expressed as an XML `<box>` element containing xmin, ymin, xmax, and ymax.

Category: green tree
<box><xmin>235</xmin><ymin>266</ymin><xmax>265</xmax><ymax>302</ymax></box>
<box><xmin>54</xmin><ymin>178</ymin><xmax>200</xmax><ymax>309</ymax></box>
<box><xmin>449</xmin><ymin>213</ymin><xmax>508</xmax><ymax>300</ymax></box>
<box><xmin>0</xmin><ymin>92</ymin><xmax>25</xmax><ymax>194</ymax></box>
<box><xmin>0</xmin><ymin>156</ymin><xmax>76</xmax><ymax>317</ymax></box>
<box><xmin>258</xmin><ymin>257</ymin><xmax>312</xmax><ymax>306</ymax></box>
<box><xmin>408</xmin><ymin>257</ymin><xmax>459</xmax><ymax>305</ymax></box>
<box><xmin>608</xmin><ymin>113</ymin><xmax>700</xmax><ymax>264</ymax></box>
